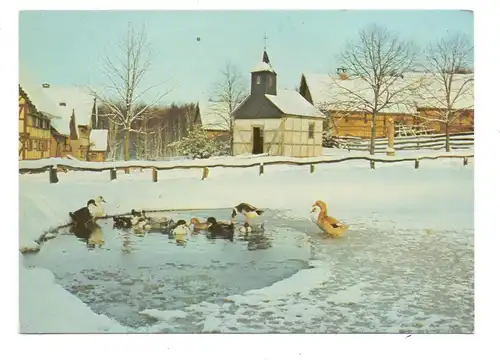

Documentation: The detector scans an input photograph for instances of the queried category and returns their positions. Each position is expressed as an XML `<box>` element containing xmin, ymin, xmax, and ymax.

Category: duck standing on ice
<box><xmin>231</xmin><ymin>202</ymin><xmax>265</xmax><ymax>228</ymax></box>
<box><xmin>310</xmin><ymin>200</ymin><xmax>349</xmax><ymax>238</ymax></box>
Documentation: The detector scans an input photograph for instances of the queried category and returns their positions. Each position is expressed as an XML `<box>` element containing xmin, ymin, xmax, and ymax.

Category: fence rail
<box><xmin>325</xmin><ymin>131</ymin><xmax>474</xmax><ymax>153</ymax></box>
<box><xmin>19</xmin><ymin>153</ymin><xmax>474</xmax><ymax>183</ymax></box>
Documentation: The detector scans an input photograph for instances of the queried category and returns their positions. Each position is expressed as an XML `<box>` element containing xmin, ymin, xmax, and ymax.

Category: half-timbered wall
<box><xmin>19</xmin><ymin>91</ymin><xmax>52</xmax><ymax>160</ymax></box>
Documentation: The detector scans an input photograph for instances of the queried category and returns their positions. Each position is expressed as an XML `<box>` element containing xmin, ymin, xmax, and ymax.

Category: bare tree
<box><xmin>209</xmin><ymin>61</ymin><xmax>248</xmax><ymax>155</ymax></box>
<box><xmin>414</xmin><ymin>34</ymin><xmax>474</xmax><ymax>152</ymax></box>
<box><xmin>327</xmin><ymin>25</ymin><xmax>420</xmax><ymax>154</ymax></box>
<box><xmin>89</xmin><ymin>22</ymin><xmax>171</xmax><ymax>161</ymax></box>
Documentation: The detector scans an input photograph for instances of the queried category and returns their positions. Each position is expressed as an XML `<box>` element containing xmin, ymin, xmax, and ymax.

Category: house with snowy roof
<box><xmin>197</xmin><ymin>100</ymin><xmax>232</xmax><ymax>140</ymax></box>
<box><xmin>19</xmin><ymin>70</ymin><xmax>59</xmax><ymax>160</ymax></box>
<box><xmin>231</xmin><ymin>50</ymin><xmax>325</xmax><ymax>157</ymax></box>
<box><xmin>41</xmin><ymin>84</ymin><xmax>97</xmax><ymax>160</ymax></box>
<box><xmin>88</xmin><ymin>129</ymin><xmax>109</xmax><ymax>162</ymax></box>
<box><xmin>299</xmin><ymin>71</ymin><xmax>474</xmax><ymax>138</ymax></box>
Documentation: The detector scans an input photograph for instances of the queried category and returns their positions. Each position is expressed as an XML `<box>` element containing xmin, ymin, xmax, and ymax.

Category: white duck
<box><xmin>88</xmin><ymin>196</ymin><xmax>107</xmax><ymax>218</ymax></box>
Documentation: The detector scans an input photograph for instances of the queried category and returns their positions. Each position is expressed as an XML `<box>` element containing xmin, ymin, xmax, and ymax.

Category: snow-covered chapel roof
<box><xmin>266</xmin><ymin>90</ymin><xmax>325</xmax><ymax>118</ymax></box>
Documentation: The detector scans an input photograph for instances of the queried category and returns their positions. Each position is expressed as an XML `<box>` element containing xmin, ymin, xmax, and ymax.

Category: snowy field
<box><xmin>19</xmin><ymin>148</ymin><xmax>474</xmax><ymax>333</ymax></box>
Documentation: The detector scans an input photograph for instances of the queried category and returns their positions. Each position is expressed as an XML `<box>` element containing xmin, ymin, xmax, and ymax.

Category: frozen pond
<box><xmin>23</xmin><ymin>208</ymin><xmax>474</xmax><ymax>333</ymax></box>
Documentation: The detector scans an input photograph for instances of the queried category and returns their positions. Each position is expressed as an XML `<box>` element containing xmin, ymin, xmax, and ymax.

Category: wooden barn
<box><xmin>232</xmin><ymin>51</ymin><xmax>325</xmax><ymax>157</ymax></box>
<box><xmin>41</xmin><ymin>84</ymin><xmax>96</xmax><ymax>160</ymax></box>
<box><xmin>19</xmin><ymin>72</ymin><xmax>60</xmax><ymax>160</ymax></box>
<box><xmin>88</xmin><ymin>129</ymin><xmax>109</xmax><ymax>162</ymax></box>
<box><xmin>299</xmin><ymin>72</ymin><xmax>474</xmax><ymax>138</ymax></box>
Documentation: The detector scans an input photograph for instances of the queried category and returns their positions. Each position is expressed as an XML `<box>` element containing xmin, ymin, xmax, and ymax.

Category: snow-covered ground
<box><xmin>19</xmin><ymin>148</ymin><xmax>474</xmax><ymax>333</ymax></box>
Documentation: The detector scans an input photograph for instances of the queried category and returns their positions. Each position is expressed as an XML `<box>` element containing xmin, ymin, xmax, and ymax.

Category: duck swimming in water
<box><xmin>207</xmin><ymin>217</ymin><xmax>235</xmax><ymax>237</ymax></box>
<box><xmin>69</xmin><ymin>199</ymin><xmax>98</xmax><ymax>225</ymax></box>
<box><xmin>130</xmin><ymin>210</ymin><xmax>151</xmax><ymax>232</ymax></box>
<box><xmin>231</xmin><ymin>203</ymin><xmax>265</xmax><ymax>223</ymax></box>
<box><xmin>172</xmin><ymin>220</ymin><xmax>190</xmax><ymax>235</ymax></box>
<box><xmin>88</xmin><ymin>196</ymin><xmax>107</xmax><ymax>217</ymax></box>
<box><xmin>113</xmin><ymin>216</ymin><xmax>133</xmax><ymax>229</ymax></box>
<box><xmin>190</xmin><ymin>217</ymin><xmax>210</xmax><ymax>231</ymax></box>
<box><xmin>310</xmin><ymin>200</ymin><xmax>349</xmax><ymax>238</ymax></box>
<box><xmin>239</xmin><ymin>222</ymin><xmax>252</xmax><ymax>235</ymax></box>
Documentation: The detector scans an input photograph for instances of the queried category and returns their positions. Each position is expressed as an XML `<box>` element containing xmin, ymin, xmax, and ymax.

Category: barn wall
<box><xmin>417</xmin><ymin>108</ymin><xmax>474</xmax><ymax>133</ymax></box>
<box><xmin>329</xmin><ymin>109</ymin><xmax>473</xmax><ymax>138</ymax></box>
<box><xmin>330</xmin><ymin>111</ymin><xmax>420</xmax><ymax>138</ymax></box>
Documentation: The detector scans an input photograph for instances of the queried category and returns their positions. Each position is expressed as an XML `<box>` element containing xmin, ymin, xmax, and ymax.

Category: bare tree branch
<box><xmin>87</xmin><ymin>22</ymin><xmax>172</xmax><ymax>160</ymax></box>
<box><xmin>208</xmin><ymin>61</ymin><xmax>249</xmax><ymax>155</ymax></box>
<box><xmin>324</xmin><ymin>24</ymin><xmax>419</xmax><ymax>154</ymax></box>
<box><xmin>413</xmin><ymin>33</ymin><xmax>474</xmax><ymax>151</ymax></box>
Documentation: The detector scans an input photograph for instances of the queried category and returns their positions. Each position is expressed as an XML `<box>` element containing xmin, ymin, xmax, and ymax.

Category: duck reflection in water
<box><xmin>122</xmin><ymin>233</ymin><xmax>132</xmax><ymax>253</ymax></box>
<box><xmin>70</xmin><ymin>221</ymin><xmax>104</xmax><ymax>250</ymax></box>
<box><xmin>246</xmin><ymin>232</ymin><xmax>272</xmax><ymax>251</ymax></box>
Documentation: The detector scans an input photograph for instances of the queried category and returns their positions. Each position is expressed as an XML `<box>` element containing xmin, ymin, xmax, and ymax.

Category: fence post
<box><xmin>386</xmin><ymin>118</ymin><xmax>395</xmax><ymax>156</ymax></box>
<box><xmin>414</xmin><ymin>159</ymin><xmax>420</xmax><ymax>169</ymax></box>
<box><xmin>49</xmin><ymin>166</ymin><xmax>59</xmax><ymax>184</ymax></box>
<box><xmin>110</xmin><ymin>168</ymin><xmax>117</xmax><ymax>181</ymax></box>
<box><xmin>463</xmin><ymin>157</ymin><xmax>468</xmax><ymax>166</ymax></box>
<box><xmin>370</xmin><ymin>160</ymin><xmax>375</xmax><ymax>170</ymax></box>
<box><xmin>202</xmin><ymin>167</ymin><xmax>209</xmax><ymax>180</ymax></box>
<box><xmin>259</xmin><ymin>163</ymin><xmax>264</xmax><ymax>175</ymax></box>
<box><xmin>310</xmin><ymin>164</ymin><xmax>315</xmax><ymax>173</ymax></box>
<box><xmin>152</xmin><ymin>168</ymin><xmax>158</xmax><ymax>182</ymax></box>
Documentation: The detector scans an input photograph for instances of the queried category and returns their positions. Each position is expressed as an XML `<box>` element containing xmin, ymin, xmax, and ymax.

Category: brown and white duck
<box><xmin>310</xmin><ymin>200</ymin><xmax>349</xmax><ymax>238</ymax></box>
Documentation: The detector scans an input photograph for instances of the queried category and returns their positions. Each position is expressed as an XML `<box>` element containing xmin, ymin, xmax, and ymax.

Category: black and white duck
<box><xmin>231</xmin><ymin>203</ymin><xmax>264</xmax><ymax>223</ymax></box>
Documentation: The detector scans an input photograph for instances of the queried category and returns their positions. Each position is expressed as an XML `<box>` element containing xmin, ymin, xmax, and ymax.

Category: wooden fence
<box><xmin>19</xmin><ymin>153</ymin><xmax>474</xmax><ymax>183</ymax></box>
<box><xmin>324</xmin><ymin>131</ymin><xmax>474</xmax><ymax>152</ymax></box>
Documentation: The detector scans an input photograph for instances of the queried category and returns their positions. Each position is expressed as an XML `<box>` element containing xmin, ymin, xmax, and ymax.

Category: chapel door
<box><xmin>252</xmin><ymin>127</ymin><xmax>264</xmax><ymax>154</ymax></box>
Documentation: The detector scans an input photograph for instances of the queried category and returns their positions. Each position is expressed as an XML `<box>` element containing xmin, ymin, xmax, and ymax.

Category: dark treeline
<box><xmin>94</xmin><ymin>102</ymin><xmax>200</xmax><ymax>160</ymax></box>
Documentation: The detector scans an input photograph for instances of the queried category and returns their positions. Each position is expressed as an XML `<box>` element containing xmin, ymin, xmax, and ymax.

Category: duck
<box><xmin>310</xmin><ymin>200</ymin><xmax>349</xmax><ymax>238</ymax></box>
<box><xmin>69</xmin><ymin>199</ymin><xmax>98</xmax><ymax>225</ymax></box>
<box><xmin>172</xmin><ymin>220</ymin><xmax>190</xmax><ymax>236</ymax></box>
<box><xmin>190</xmin><ymin>217</ymin><xmax>210</xmax><ymax>231</ymax></box>
<box><xmin>231</xmin><ymin>203</ymin><xmax>265</xmax><ymax>223</ymax></box>
<box><xmin>113</xmin><ymin>216</ymin><xmax>133</xmax><ymax>229</ymax></box>
<box><xmin>172</xmin><ymin>220</ymin><xmax>190</xmax><ymax>244</ymax></box>
<box><xmin>131</xmin><ymin>211</ymin><xmax>151</xmax><ymax>232</ymax></box>
<box><xmin>206</xmin><ymin>217</ymin><xmax>235</xmax><ymax>237</ymax></box>
<box><xmin>148</xmin><ymin>217</ymin><xmax>176</xmax><ymax>233</ymax></box>
<box><xmin>239</xmin><ymin>222</ymin><xmax>252</xmax><ymax>235</ymax></box>
<box><xmin>88</xmin><ymin>196</ymin><xmax>107</xmax><ymax>217</ymax></box>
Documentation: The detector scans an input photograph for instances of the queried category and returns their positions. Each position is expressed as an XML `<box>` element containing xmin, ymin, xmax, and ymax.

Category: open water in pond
<box><xmin>23</xmin><ymin>209</ymin><xmax>313</xmax><ymax>329</ymax></box>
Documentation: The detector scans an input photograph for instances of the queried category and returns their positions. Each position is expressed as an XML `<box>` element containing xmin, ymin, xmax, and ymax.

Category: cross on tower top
<box><xmin>263</xmin><ymin>32</ymin><xmax>268</xmax><ymax>50</ymax></box>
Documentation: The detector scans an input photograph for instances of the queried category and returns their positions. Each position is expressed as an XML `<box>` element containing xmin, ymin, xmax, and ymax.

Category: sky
<box><xmin>19</xmin><ymin>10</ymin><xmax>474</xmax><ymax>105</ymax></box>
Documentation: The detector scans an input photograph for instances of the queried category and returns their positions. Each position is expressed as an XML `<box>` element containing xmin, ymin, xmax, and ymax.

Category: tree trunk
<box><xmin>445</xmin><ymin>121</ymin><xmax>450</xmax><ymax>152</ymax></box>
<box><xmin>370</xmin><ymin>112</ymin><xmax>377</xmax><ymax>155</ymax></box>
<box><xmin>229</xmin><ymin>120</ymin><xmax>234</xmax><ymax>156</ymax></box>
<box><xmin>124</xmin><ymin>128</ymin><xmax>130</xmax><ymax>161</ymax></box>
